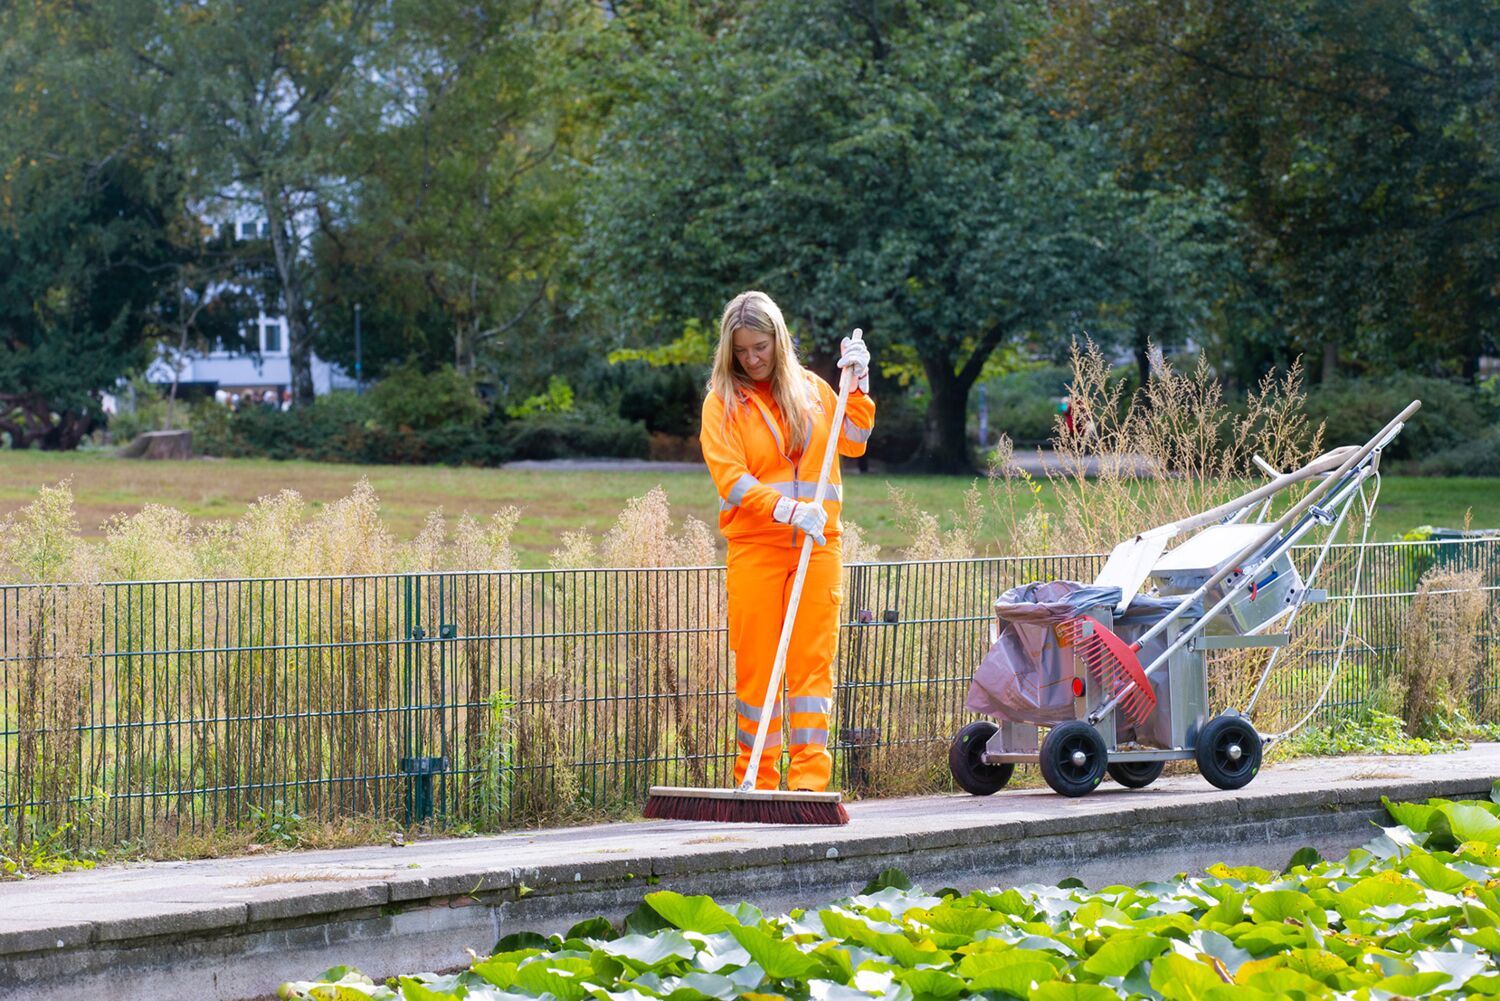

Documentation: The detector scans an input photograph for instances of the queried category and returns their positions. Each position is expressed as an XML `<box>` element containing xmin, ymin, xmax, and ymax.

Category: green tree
<box><xmin>314</xmin><ymin>0</ymin><xmax>595</xmax><ymax>384</ymax></box>
<box><xmin>0</xmin><ymin>3</ymin><xmax>179</xmax><ymax>449</ymax></box>
<box><xmin>0</xmin><ymin>162</ymin><xmax>172</xmax><ymax>449</ymax></box>
<box><xmin>582</xmin><ymin>0</ymin><xmax>1172</xmax><ymax>471</ymax></box>
<box><xmin>52</xmin><ymin>0</ymin><xmax>390</xmax><ymax>404</ymax></box>
<box><xmin>1041</xmin><ymin>0</ymin><xmax>1500</xmax><ymax>382</ymax></box>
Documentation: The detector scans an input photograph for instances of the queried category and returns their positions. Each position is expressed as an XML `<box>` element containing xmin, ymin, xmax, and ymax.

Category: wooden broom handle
<box><xmin>736</xmin><ymin>330</ymin><xmax>862</xmax><ymax>793</ymax></box>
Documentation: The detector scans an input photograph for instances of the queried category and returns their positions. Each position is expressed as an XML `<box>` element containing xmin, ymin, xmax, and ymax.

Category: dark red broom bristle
<box><xmin>644</xmin><ymin>793</ymin><xmax>849</xmax><ymax>825</ymax></box>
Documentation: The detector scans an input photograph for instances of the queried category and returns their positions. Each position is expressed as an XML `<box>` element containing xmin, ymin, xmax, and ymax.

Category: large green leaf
<box><xmin>1030</xmin><ymin>985</ymin><xmax>1120</xmax><ymax>1001</ymax></box>
<box><xmin>863</xmin><ymin>868</ymin><xmax>913</xmax><ymax>894</ymax></box>
<box><xmin>1282</xmin><ymin>846</ymin><xmax>1323</xmax><ymax>873</ymax></box>
<box><xmin>644</xmin><ymin>893</ymin><xmax>741</xmax><ymax>934</ymax></box>
<box><xmin>493</xmin><ymin>931</ymin><xmax>550</xmax><ymax>954</ymax></box>
<box><xmin>965</xmin><ymin>960</ymin><xmax>1057</xmax><ymax>996</ymax></box>
<box><xmin>1404</xmin><ymin>851</ymin><xmax>1473</xmax><ymax>894</ymax></box>
<box><xmin>1441</xmin><ymin>803</ymin><xmax>1500</xmax><ymax>845</ymax></box>
<box><xmin>957</xmin><ymin>948</ymin><xmax>1061</xmax><ymax>995</ymax></box>
<box><xmin>971</xmin><ymin>889</ymin><xmax>1034</xmax><ymax>917</ymax></box>
<box><xmin>1239</xmin><ymin>966</ymin><xmax>1325</xmax><ymax>996</ymax></box>
<box><xmin>892</xmin><ymin>968</ymin><xmax>965</xmax><ymax>1001</ymax></box>
<box><xmin>1280</xmin><ymin>947</ymin><xmax>1350</xmax><ymax>986</ymax></box>
<box><xmin>910</xmin><ymin>904</ymin><xmax>1008</xmax><ymax>940</ymax></box>
<box><xmin>1081</xmin><ymin>934</ymin><xmax>1170</xmax><ymax>977</ymax></box>
<box><xmin>1411</xmin><ymin>948</ymin><xmax>1491</xmax><ymax>989</ymax></box>
<box><xmin>397</xmin><ymin>980</ymin><xmax>459</xmax><ymax>1001</ymax></box>
<box><xmin>570</xmin><ymin>917</ymin><xmax>619</xmax><ymax>942</ymax></box>
<box><xmin>592</xmin><ymin>931</ymin><xmax>698</xmax><ymax>973</ymax></box>
<box><xmin>513</xmin><ymin>957</ymin><xmax>596</xmax><ymax>1001</ymax></box>
<box><xmin>1372</xmin><ymin>971</ymin><xmax>1450</xmax><ymax>995</ymax></box>
<box><xmin>727</xmin><ymin>924</ymin><xmax>824</xmax><ymax>981</ymax></box>
<box><xmin>1247</xmin><ymin>890</ymin><xmax>1322</xmax><ymax>925</ymax></box>
<box><xmin>470</xmin><ymin>959</ymin><xmax>520</xmax><ymax>989</ymax></box>
<box><xmin>1331</xmin><ymin>872</ymin><xmax>1425</xmax><ymax>919</ymax></box>
<box><xmin>1383</xmin><ymin>797</ymin><xmax>1438</xmax><ymax>832</ymax></box>
<box><xmin>1148</xmin><ymin>953</ymin><xmax>1230</xmax><ymax>1000</ymax></box>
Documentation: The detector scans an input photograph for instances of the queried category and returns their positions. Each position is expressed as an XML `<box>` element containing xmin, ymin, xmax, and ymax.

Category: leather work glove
<box><xmin>837</xmin><ymin>336</ymin><xmax>871</xmax><ymax>393</ymax></box>
<box><xmin>773</xmin><ymin>497</ymin><xmax>827</xmax><ymax>545</ymax></box>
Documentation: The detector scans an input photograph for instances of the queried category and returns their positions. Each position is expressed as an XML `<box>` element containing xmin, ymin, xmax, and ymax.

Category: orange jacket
<box><xmin>700</xmin><ymin>372</ymin><xmax>876</xmax><ymax>546</ymax></box>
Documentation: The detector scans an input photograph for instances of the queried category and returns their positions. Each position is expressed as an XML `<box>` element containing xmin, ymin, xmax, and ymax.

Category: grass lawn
<box><xmin>0</xmin><ymin>449</ymin><xmax>1493</xmax><ymax>568</ymax></box>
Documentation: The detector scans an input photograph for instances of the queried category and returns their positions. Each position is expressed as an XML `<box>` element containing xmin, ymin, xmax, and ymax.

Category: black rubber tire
<box><xmin>1039</xmin><ymin>721</ymin><xmax>1108</xmax><ymax>797</ymax></box>
<box><xmin>948</xmin><ymin>720</ymin><xmax>1015</xmax><ymax>796</ymax></box>
<box><xmin>1106</xmin><ymin>760</ymin><xmax>1165</xmax><ymax>789</ymax></box>
<box><xmin>1195</xmin><ymin>713</ymin><xmax>1263</xmax><ymax>790</ymax></box>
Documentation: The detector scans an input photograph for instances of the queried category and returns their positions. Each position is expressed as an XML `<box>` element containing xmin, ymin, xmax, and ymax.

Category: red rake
<box><xmin>1064</xmin><ymin>615</ymin><xmax>1157</xmax><ymax>726</ymax></box>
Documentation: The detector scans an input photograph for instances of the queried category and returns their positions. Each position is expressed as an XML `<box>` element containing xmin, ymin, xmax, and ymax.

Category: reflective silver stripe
<box><xmin>736</xmin><ymin>699</ymin><xmax>782</xmax><ymax>723</ymax></box>
<box><xmin>788</xmin><ymin>696</ymin><xmax>832</xmax><ymax>714</ymax></box>
<box><xmin>726</xmin><ymin>473</ymin><xmax>759</xmax><ymax>506</ymax></box>
<box><xmin>719</xmin><ymin>497</ymin><xmax>734</xmax><ymax>512</ymax></box>
<box><xmin>789</xmin><ymin>727</ymin><xmax>829</xmax><ymax>746</ymax></box>
<box><xmin>738</xmin><ymin>727</ymin><xmax>782</xmax><ymax>748</ymax></box>
<box><xmin>842</xmin><ymin>418</ymin><xmax>872</xmax><ymax>443</ymax></box>
<box><xmin>769</xmin><ymin>482</ymin><xmax>841</xmax><ymax>502</ymax></box>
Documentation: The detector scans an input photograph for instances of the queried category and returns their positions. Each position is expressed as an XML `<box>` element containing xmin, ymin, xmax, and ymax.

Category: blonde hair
<box><xmin>709</xmin><ymin>290</ymin><xmax>813</xmax><ymax>453</ymax></box>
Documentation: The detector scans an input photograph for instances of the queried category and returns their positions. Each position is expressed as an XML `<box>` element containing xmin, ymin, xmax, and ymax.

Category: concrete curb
<box><xmin>4</xmin><ymin>747</ymin><xmax>1499</xmax><ymax>1001</ymax></box>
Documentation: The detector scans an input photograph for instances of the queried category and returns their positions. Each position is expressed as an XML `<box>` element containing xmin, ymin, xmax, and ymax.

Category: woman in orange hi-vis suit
<box><xmin>700</xmin><ymin>290</ymin><xmax>875</xmax><ymax>792</ymax></box>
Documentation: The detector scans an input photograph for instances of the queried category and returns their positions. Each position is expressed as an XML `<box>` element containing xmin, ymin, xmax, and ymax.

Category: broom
<box><xmin>644</xmin><ymin>332</ymin><xmax>863</xmax><ymax>825</ymax></box>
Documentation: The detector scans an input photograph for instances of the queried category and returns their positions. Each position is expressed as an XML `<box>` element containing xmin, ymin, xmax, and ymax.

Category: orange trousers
<box><xmin>727</xmin><ymin>537</ymin><xmax>842</xmax><ymax>791</ymax></box>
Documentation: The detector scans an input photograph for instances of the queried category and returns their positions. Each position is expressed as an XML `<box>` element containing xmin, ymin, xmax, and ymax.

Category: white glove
<box><xmin>773</xmin><ymin>496</ymin><xmax>827</xmax><ymax>545</ymax></box>
<box><xmin>837</xmin><ymin>335</ymin><xmax>871</xmax><ymax>393</ymax></box>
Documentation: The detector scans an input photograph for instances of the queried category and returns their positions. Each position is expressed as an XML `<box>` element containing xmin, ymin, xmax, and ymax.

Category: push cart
<box><xmin>950</xmin><ymin>401</ymin><xmax>1419</xmax><ymax>797</ymax></box>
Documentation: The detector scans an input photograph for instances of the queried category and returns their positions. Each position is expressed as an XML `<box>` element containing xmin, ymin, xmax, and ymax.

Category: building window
<box><xmin>238</xmin><ymin>220</ymin><xmax>256</xmax><ymax>240</ymax></box>
<box><xmin>262</xmin><ymin>320</ymin><xmax>282</xmax><ymax>354</ymax></box>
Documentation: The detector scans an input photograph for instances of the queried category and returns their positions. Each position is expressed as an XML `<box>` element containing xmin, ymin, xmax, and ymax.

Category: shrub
<box><xmin>865</xmin><ymin>392</ymin><xmax>924</xmax><ymax>466</ymax></box>
<box><xmin>108</xmin><ymin>373</ymin><xmax>182</xmax><ymax>442</ymax></box>
<box><xmin>185</xmin><ymin>398</ymin><xmax>236</xmax><ymax>455</ymax></box>
<box><xmin>368</xmin><ymin>363</ymin><xmax>484</xmax><ymax>432</ymax></box>
<box><xmin>1302</xmin><ymin>374</ymin><xmax>1493</xmax><ymax>461</ymax></box>
<box><xmin>497</xmin><ymin>407</ymin><xmax>649</xmax><ymax>461</ymax></box>
<box><xmin>1420</xmin><ymin>425</ymin><xmax>1500</xmax><ymax>477</ymax></box>
<box><xmin>977</xmin><ymin>366</ymin><xmax>1069</xmax><ymax>446</ymax></box>
<box><xmin>616</xmin><ymin>363</ymin><xmax>704</xmax><ymax>437</ymax></box>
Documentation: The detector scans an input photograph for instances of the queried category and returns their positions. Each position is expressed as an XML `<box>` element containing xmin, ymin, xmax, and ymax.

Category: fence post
<box><xmin>399</xmin><ymin>574</ymin><xmax>447</xmax><ymax>825</ymax></box>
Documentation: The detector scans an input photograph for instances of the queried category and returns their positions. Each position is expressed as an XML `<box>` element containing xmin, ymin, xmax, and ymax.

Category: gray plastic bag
<box><xmin>1112</xmin><ymin>594</ymin><xmax>1202</xmax><ymax>748</ymax></box>
<box><xmin>965</xmin><ymin>581</ymin><xmax>1122</xmax><ymax>726</ymax></box>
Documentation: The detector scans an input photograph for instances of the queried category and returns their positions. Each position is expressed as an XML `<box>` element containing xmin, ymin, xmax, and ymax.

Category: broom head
<box><xmin>1065</xmin><ymin>614</ymin><xmax>1157</xmax><ymax>726</ymax></box>
<box><xmin>645</xmin><ymin>786</ymin><xmax>849</xmax><ymax>825</ymax></box>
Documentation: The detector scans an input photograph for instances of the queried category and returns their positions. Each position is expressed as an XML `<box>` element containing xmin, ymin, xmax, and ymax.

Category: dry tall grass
<box><xmin>988</xmin><ymin>340</ymin><xmax>1324</xmax><ymax>556</ymax></box>
<box><xmin>1398</xmin><ymin>568</ymin><xmax>1489</xmax><ymax>736</ymax></box>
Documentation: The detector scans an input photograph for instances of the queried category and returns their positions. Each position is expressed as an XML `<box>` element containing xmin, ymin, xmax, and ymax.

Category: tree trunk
<box><xmin>1321</xmin><ymin>340</ymin><xmax>1338</xmax><ymax>383</ymax></box>
<box><xmin>916</xmin><ymin>354</ymin><xmax>974</xmax><ymax>474</ymax></box>
<box><xmin>263</xmin><ymin>189</ymin><xmax>316</xmax><ymax>405</ymax></box>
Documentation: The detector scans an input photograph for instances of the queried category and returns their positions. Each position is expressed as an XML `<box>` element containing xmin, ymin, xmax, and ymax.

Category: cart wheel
<box><xmin>1106</xmin><ymin>760</ymin><xmax>1165</xmax><ymax>789</ymax></box>
<box><xmin>1039</xmin><ymin>721</ymin><xmax>1107</xmax><ymax>797</ymax></box>
<box><xmin>948</xmin><ymin>720</ymin><xmax>1015</xmax><ymax>796</ymax></box>
<box><xmin>1195</xmin><ymin>713</ymin><xmax>1262</xmax><ymax>790</ymax></box>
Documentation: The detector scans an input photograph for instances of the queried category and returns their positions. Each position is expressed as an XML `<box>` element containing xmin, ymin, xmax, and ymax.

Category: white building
<box><xmin>144</xmin><ymin>218</ymin><xmax>356</xmax><ymax>399</ymax></box>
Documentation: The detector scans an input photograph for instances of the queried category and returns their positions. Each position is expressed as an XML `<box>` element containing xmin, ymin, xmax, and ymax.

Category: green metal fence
<box><xmin>2</xmin><ymin>540</ymin><xmax>1496</xmax><ymax>850</ymax></box>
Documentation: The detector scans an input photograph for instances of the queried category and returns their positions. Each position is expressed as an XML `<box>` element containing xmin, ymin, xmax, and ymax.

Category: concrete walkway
<box><xmin>6</xmin><ymin>747</ymin><xmax>1500</xmax><ymax>1001</ymax></box>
